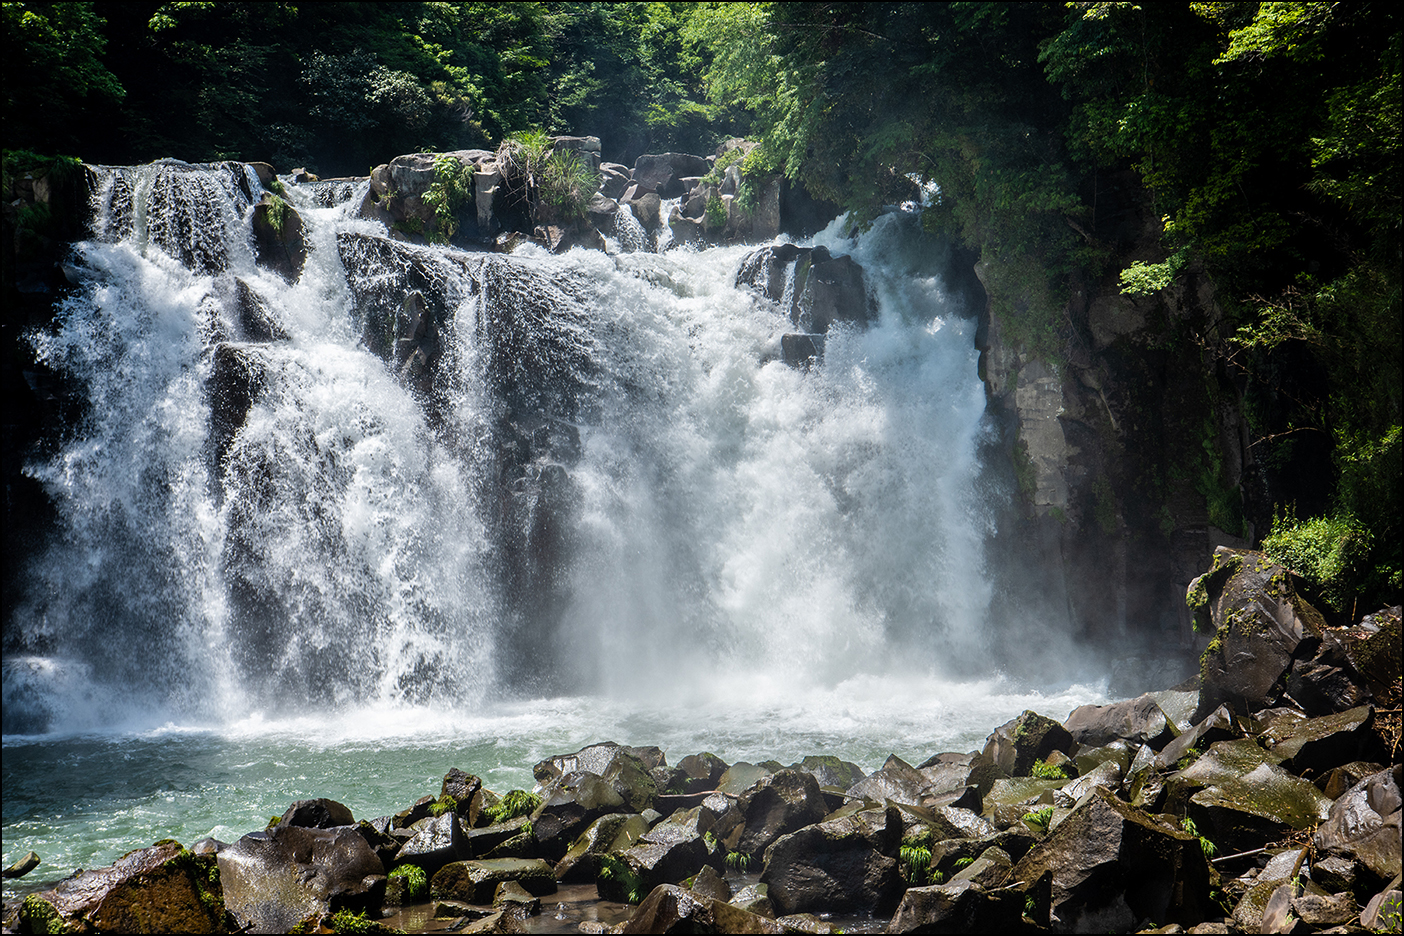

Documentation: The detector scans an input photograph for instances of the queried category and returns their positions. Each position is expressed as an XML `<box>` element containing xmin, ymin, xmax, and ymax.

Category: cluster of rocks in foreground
<box><xmin>5</xmin><ymin>548</ymin><xmax>1400</xmax><ymax>935</ymax></box>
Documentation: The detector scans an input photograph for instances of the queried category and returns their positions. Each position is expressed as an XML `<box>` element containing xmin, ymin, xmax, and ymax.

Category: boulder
<box><xmin>759</xmin><ymin>805</ymin><xmax>901</xmax><ymax>916</ymax></box>
<box><xmin>531</xmin><ymin>770</ymin><xmax>628</xmax><ymax>860</ymax></box>
<box><xmin>554</xmin><ymin>812</ymin><xmax>649</xmax><ymax>882</ymax></box>
<box><xmin>20</xmin><ymin>840</ymin><xmax>228</xmax><ymax>934</ymax></box>
<box><xmin>278</xmin><ymin>798</ymin><xmax>355</xmax><ymax>829</ymax></box>
<box><xmin>620</xmin><ymin>884</ymin><xmax>785</xmax><ymax>934</ymax></box>
<box><xmin>209</xmin><ymin>342</ymin><xmax>264</xmax><ymax>475</ymax></box>
<box><xmin>1262</xmin><ymin>704</ymin><xmax>1387</xmax><ymax>775</ymax></box>
<box><xmin>614</xmin><ymin>804</ymin><xmax>723</xmax><ymax>893</ymax></box>
<box><xmin>1360</xmin><ymin>884</ymin><xmax>1403</xmax><ymax>932</ymax></box>
<box><xmin>717</xmin><ymin>761</ymin><xmax>774</xmax><ymax>795</ymax></box>
<box><xmin>3</xmin><ymin>851</ymin><xmax>40</xmax><ymax>879</ymax></box>
<box><xmin>441</xmin><ymin>769</ymin><xmax>484</xmax><ymax>822</ymax></box>
<box><xmin>688</xmin><ymin>864</ymin><xmax>731</xmax><ymax>902</ymax></box>
<box><xmin>430</xmin><ymin>857</ymin><xmax>557</xmax><ymax>903</ymax></box>
<box><xmin>1154</xmin><ymin>704</ymin><xmax>1239</xmax><ymax>771</ymax></box>
<box><xmin>465</xmin><ymin>815</ymin><xmax>534</xmax><ymax>859</ymax></box>
<box><xmin>886</xmin><ymin>878</ymin><xmax>1028</xmax><ymax>934</ymax></box>
<box><xmin>1313</xmin><ymin>765</ymin><xmax>1402</xmax><ymax>882</ymax></box>
<box><xmin>632</xmin><ymin>153</ymin><xmax>710</xmax><ymax>199</ymax></box>
<box><xmin>1190</xmin><ymin>548</ymin><xmax>1328</xmax><ymax>719</ymax></box>
<box><xmin>1063</xmin><ymin>693</ymin><xmax>1175</xmax><ymax>749</ymax></box>
<box><xmin>846</xmin><ymin>754</ymin><xmax>933</xmax><ymax>807</ymax></box>
<box><xmin>251</xmin><ymin>193</ymin><xmax>306</xmax><ymax>282</ymax></box>
<box><xmin>232</xmin><ymin>278</ymin><xmax>288</xmax><ymax>343</ymax></box>
<box><xmin>1010</xmin><ymin>787</ymin><xmax>1214</xmax><ymax>932</ymax></box>
<box><xmin>736</xmin><ymin>769</ymin><xmax>830</xmax><ymax>859</ymax></box>
<box><xmin>947</xmin><ymin>845</ymin><xmax>1013</xmax><ymax>890</ymax></box>
<box><xmin>734</xmin><ymin>243</ymin><xmax>873</xmax><ymax>332</ymax></box>
<box><xmin>218</xmin><ymin>824</ymin><xmax>385</xmax><ymax>934</ymax></box>
<box><xmin>551</xmin><ymin>135</ymin><xmax>601</xmax><ymax>171</ymax></box>
<box><xmin>394</xmin><ymin>811</ymin><xmax>469</xmax><ymax>877</ymax></box>
<box><xmin>677</xmin><ymin>752</ymin><xmax>730</xmax><ymax>793</ymax></box>
<box><xmin>779</xmin><ymin>333</ymin><xmax>824</xmax><ymax>369</ymax></box>
<box><xmin>983</xmin><ymin>710</ymin><xmax>1075</xmax><ymax>778</ymax></box>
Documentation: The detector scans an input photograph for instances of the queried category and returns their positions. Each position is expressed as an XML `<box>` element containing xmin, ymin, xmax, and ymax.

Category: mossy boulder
<box><xmin>553</xmin><ymin>813</ymin><xmax>649</xmax><ymax>882</ymax></box>
<box><xmin>1188</xmin><ymin>762</ymin><xmax>1334</xmax><ymax>855</ymax></box>
<box><xmin>1192</xmin><ymin>547</ymin><xmax>1329</xmax><ymax>719</ymax></box>
<box><xmin>19</xmin><ymin>841</ymin><xmax>228</xmax><ymax>934</ymax></box>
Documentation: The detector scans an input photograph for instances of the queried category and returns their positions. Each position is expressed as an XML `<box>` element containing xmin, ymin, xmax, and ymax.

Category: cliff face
<box><xmin>976</xmin><ymin>173</ymin><xmax>1258</xmax><ymax>683</ymax></box>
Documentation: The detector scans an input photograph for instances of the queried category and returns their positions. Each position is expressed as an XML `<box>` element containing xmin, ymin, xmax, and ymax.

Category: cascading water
<box><xmin>2</xmin><ymin>161</ymin><xmax>1104</xmax><ymax>886</ymax></box>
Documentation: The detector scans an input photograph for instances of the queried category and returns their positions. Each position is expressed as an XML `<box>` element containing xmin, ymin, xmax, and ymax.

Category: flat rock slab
<box><xmin>431</xmin><ymin>857</ymin><xmax>557</xmax><ymax>903</ymax></box>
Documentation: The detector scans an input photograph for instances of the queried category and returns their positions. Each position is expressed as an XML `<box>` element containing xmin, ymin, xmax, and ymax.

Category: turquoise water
<box><xmin>1</xmin><ymin>676</ymin><xmax>1105</xmax><ymax>895</ymax></box>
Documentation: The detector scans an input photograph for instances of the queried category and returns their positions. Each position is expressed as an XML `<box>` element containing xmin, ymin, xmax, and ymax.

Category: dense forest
<box><xmin>4</xmin><ymin>1</ymin><xmax>1400</xmax><ymax>614</ymax></box>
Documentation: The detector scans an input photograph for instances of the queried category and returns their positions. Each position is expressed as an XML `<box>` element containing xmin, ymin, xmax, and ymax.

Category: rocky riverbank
<box><xmin>3</xmin><ymin>549</ymin><xmax>1399</xmax><ymax>935</ymax></box>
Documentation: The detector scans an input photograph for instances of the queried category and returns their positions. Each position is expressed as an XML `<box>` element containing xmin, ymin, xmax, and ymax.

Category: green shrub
<box><xmin>388</xmin><ymin>863</ymin><xmax>427</xmax><ymax>901</ymax></box>
<box><xmin>1262</xmin><ymin>507</ymin><xmax>1372</xmax><ymax>613</ymax></box>
<box><xmin>1022</xmin><ymin>806</ymin><xmax>1054</xmax><ymax>834</ymax></box>
<box><xmin>482</xmin><ymin>789</ymin><xmax>541</xmax><ymax>824</ymax></box>
<box><xmin>423</xmin><ymin>154</ymin><xmax>473</xmax><ymax>242</ymax></box>
<box><xmin>598</xmin><ymin>854</ymin><xmax>646</xmax><ymax>904</ymax></box>
<box><xmin>428</xmin><ymin>794</ymin><xmax>457</xmax><ymax>818</ymax></box>
<box><xmin>705</xmin><ymin>195</ymin><xmax>727</xmax><ymax>230</ymax></box>
<box><xmin>1030</xmin><ymin>758</ymin><xmax>1070</xmax><ymax>780</ymax></box>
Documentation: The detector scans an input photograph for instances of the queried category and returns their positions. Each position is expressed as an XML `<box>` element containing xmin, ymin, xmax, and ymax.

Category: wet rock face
<box><xmin>1314</xmin><ymin>764</ymin><xmax>1403</xmax><ymax>882</ymax></box>
<box><xmin>735</xmin><ymin>244</ymin><xmax>875</xmax><ymax>337</ymax></box>
<box><xmin>736</xmin><ymin>769</ymin><xmax>830</xmax><ymax>859</ymax></box>
<box><xmin>217</xmin><ymin>823</ymin><xmax>385</xmax><ymax>933</ymax></box>
<box><xmin>19</xmin><ymin>840</ymin><xmax>228</xmax><ymax>934</ymax></box>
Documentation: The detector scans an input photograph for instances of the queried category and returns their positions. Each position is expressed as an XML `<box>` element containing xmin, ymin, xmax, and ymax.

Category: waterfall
<box><xmin>5</xmin><ymin>162</ymin><xmax>996</xmax><ymax>734</ymax></box>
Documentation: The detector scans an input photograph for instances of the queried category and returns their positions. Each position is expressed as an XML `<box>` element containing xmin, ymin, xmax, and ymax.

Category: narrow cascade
<box><xmin>5</xmin><ymin>161</ymin><xmax>997</xmax><ymax>734</ymax></box>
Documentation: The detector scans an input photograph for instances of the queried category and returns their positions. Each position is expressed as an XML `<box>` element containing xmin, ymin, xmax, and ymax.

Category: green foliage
<box><xmin>327</xmin><ymin>908</ymin><xmax>402</xmax><ymax>935</ymax></box>
<box><xmin>899</xmin><ymin>841</ymin><xmax>933</xmax><ymax>884</ymax></box>
<box><xmin>1120</xmin><ymin>248</ymin><xmax>1189</xmax><ymax>296</ymax></box>
<box><xmin>19</xmin><ymin>894</ymin><xmax>65</xmax><ymax>936</ymax></box>
<box><xmin>264</xmin><ymin>194</ymin><xmax>290</xmax><ymax>236</ymax></box>
<box><xmin>703</xmin><ymin>830</ymin><xmax>719</xmax><ymax>852</ymax></box>
<box><xmin>704</xmin><ymin>195</ymin><xmax>726</xmax><ymax>230</ymax></box>
<box><xmin>423</xmin><ymin>154</ymin><xmax>473</xmax><ymax>242</ymax></box>
<box><xmin>952</xmin><ymin>856</ymin><xmax>975</xmax><ymax>872</ymax></box>
<box><xmin>388</xmin><ymin>863</ymin><xmax>427</xmax><ymax>901</ymax></box>
<box><xmin>539</xmin><ymin>149</ymin><xmax>597</xmax><ymax>222</ymax></box>
<box><xmin>724</xmin><ymin>849</ymin><xmax>753</xmax><ymax>873</ymax></box>
<box><xmin>482</xmin><ymin>789</ymin><xmax>541</xmax><ymax>825</ymax></box>
<box><xmin>598</xmin><ymin>854</ymin><xmax>646</xmax><ymax>904</ymax></box>
<box><xmin>1022</xmin><ymin>806</ymin><xmax>1055</xmax><ymax>834</ymax></box>
<box><xmin>1179</xmin><ymin>816</ymin><xmax>1218</xmax><ymax>858</ymax></box>
<box><xmin>428</xmin><ymin>794</ymin><xmax>457</xmax><ymax>817</ymax></box>
<box><xmin>1262</xmin><ymin>507</ymin><xmax>1373</xmax><ymax>613</ymax></box>
<box><xmin>1031</xmin><ymin>758</ymin><xmax>1070</xmax><ymax>780</ymax></box>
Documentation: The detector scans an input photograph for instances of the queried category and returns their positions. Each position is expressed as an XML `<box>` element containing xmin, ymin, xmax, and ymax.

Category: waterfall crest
<box><xmin>5</xmin><ymin>163</ymin><xmax>995</xmax><ymax>733</ymax></box>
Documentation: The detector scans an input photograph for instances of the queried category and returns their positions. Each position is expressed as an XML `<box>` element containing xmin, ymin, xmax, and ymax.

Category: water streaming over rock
<box><xmin>5</xmin><ymin>161</ymin><xmax>1002</xmax><ymax>735</ymax></box>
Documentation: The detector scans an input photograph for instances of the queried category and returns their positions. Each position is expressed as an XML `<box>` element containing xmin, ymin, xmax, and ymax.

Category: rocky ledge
<box><xmin>3</xmin><ymin>550</ymin><xmax>1400</xmax><ymax>935</ymax></box>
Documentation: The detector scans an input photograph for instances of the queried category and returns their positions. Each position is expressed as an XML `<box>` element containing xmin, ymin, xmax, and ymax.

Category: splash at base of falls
<box><xmin>6</xmin><ymin>161</ymin><xmax>1080</xmax><ymax>737</ymax></box>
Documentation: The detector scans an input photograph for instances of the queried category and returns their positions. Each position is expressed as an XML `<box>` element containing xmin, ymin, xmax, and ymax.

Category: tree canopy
<box><xmin>5</xmin><ymin>0</ymin><xmax>1399</xmax><ymax>606</ymax></box>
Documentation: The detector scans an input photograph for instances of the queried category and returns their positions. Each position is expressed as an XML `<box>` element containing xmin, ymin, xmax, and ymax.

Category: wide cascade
<box><xmin>5</xmin><ymin>160</ymin><xmax>998</xmax><ymax>735</ymax></box>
